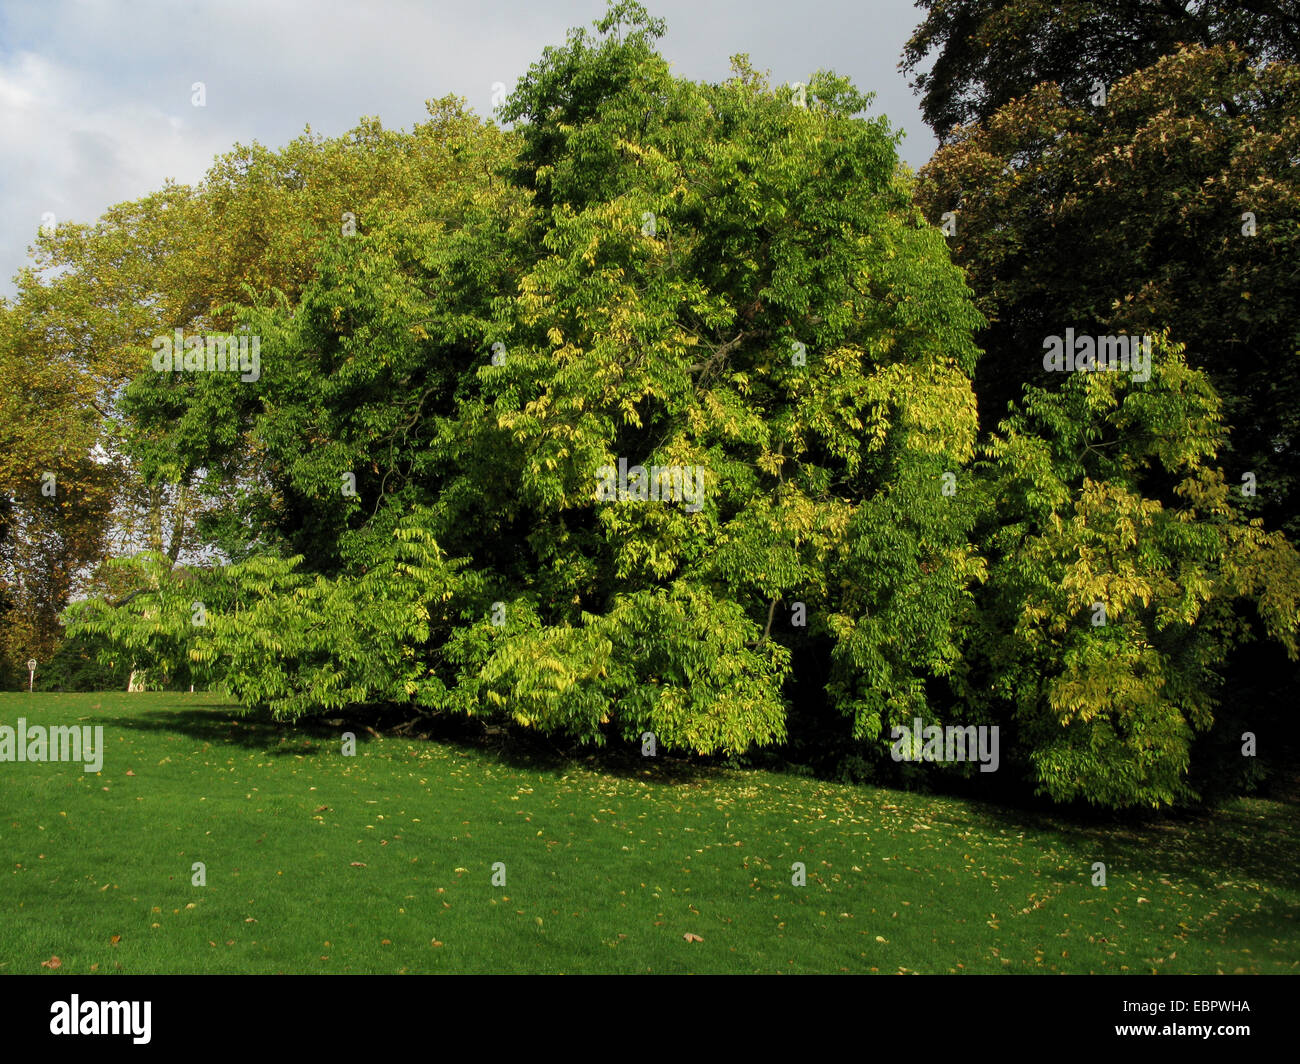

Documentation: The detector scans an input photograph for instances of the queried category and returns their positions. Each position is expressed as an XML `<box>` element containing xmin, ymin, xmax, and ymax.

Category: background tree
<box><xmin>916</xmin><ymin>46</ymin><xmax>1300</xmax><ymax>538</ymax></box>
<box><xmin>901</xmin><ymin>0</ymin><xmax>1299</xmax><ymax>138</ymax></box>
<box><xmin>3</xmin><ymin>97</ymin><xmax>515</xmax><ymax>684</ymax></box>
<box><xmin>904</xmin><ymin>1</ymin><xmax>1300</xmax><ymax>803</ymax></box>
<box><xmin>0</xmin><ymin>295</ymin><xmax>119</xmax><ymax>681</ymax></box>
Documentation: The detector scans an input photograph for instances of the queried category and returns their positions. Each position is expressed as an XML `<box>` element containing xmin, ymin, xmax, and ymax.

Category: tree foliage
<box><xmin>917</xmin><ymin>44</ymin><xmax>1300</xmax><ymax>539</ymax></box>
<box><xmin>962</xmin><ymin>337</ymin><xmax>1300</xmax><ymax>806</ymax></box>
<box><xmin>68</xmin><ymin>3</ymin><xmax>987</xmax><ymax>760</ymax></box>
<box><xmin>43</xmin><ymin>2</ymin><xmax>1300</xmax><ymax>808</ymax></box>
<box><xmin>902</xmin><ymin>0</ymin><xmax>1300</xmax><ymax>138</ymax></box>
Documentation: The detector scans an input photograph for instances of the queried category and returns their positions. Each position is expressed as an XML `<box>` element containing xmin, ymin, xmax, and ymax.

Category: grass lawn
<box><xmin>1</xmin><ymin>691</ymin><xmax>1296</xmax><ymax>974</ymax></box>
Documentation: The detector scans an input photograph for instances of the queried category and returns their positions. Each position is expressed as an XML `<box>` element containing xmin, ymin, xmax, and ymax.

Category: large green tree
<box><xmin>65</xmin><ymin>2</ymin><xmax>1300</xmax><ymax>809</ymax></box>
<box><xmin>73</xmin><ymin>2</ymin><xmax>988</xmax><ymax>759</ymax></box>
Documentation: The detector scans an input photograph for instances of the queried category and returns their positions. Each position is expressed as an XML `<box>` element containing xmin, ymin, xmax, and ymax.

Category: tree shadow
<box><xmin>83</xmin><ymin>704</ymin><xmax>356</xmax><ymax>756</ymax></box>
<box><xmin>964</xmin><ymin>784</ymin><xmax>1300</xmax><ymax>900</ymax></box>
<box><xmin>84</xmin><ymin>700</ymin><xmax>1295</xmax><ymax>900</ymax></box>
<box><xmin>79</xmin><ymin>700</ymin><xmax>720</xmax><ymax>781</ymax></box>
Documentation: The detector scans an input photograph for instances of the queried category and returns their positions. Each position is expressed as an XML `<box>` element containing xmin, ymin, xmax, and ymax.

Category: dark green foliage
<box><xmin>33</xmin><ymin>630</ymin><xmax>133</xmax><ymax>692</ymax></box>
<box><xmin>902</xmin><ymin>0</ymin><xmax>1300</xmax><ymax>138</ymax></box>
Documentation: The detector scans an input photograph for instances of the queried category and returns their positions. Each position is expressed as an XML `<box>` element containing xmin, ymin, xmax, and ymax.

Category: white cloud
<box><xmin>0</xmin><ymin>0</ymin><xmax>933</xmax><ymax>297</ymax></box>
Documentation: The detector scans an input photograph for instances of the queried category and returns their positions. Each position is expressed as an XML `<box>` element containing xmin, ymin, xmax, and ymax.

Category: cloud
<box><xmin>0</xmin><ymin>0</ymin><xmax>934</xmax><ymax>297</ymax></box>
<box><xmin>0</xmin><ymin>48</ymin><xmax>232</xmax><ymax>281</ymax></box>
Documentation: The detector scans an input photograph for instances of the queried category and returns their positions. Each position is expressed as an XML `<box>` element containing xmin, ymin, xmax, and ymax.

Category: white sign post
<box><xmin>27</xmin><ymin>659</ymin><xmax>37</xmax><ymax>692</ymax></box>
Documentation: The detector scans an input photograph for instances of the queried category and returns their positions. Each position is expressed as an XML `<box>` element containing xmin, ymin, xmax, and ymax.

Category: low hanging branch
<box><xmin>685</xmin><ymin>329</ymin><xmax>748</xmax><ymax>375</ymax></box>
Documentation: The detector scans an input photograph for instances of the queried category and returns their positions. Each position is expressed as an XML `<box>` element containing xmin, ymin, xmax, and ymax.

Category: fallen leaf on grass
<box><xmin>110</xmin><ymin>935</ymin><xmax>121</xmax><ymax>945</ymax></box>
<box><xmin>683</xmin><ymin>933</ymin><xmax>703</xmax><ymax>943</ymax></box>
<box><xmin>350</xmin><ymin>862</ymin><xmax>367</xmax><ymax>868</ymax></box>
<box><xmin>40</xmin><ymin>956</ymin><xmax>61</xmax><ymax>969</ymax></box>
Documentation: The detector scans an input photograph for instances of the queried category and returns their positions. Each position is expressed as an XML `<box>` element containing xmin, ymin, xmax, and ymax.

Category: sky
<box><xmin>0</xmin><ymin>0</ymin><xmax>935</xmax><ymax>298</ymax></box>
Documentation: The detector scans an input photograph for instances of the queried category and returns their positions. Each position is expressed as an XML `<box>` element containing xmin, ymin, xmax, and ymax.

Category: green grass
<box><xmin>1</xmin><ymin>692</ymin><xmax>1296</xmax><ymax>973</ymax></box>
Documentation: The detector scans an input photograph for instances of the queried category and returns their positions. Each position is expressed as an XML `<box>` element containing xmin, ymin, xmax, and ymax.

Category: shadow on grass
<box><xmin>79</xmin><ymin>699</ymin><xmax>1299</xmax><ymax>897</ymax></box>
<box><xmin>80</xmin><ymin>701</ymin><xmax>721</xmax><ymax>783</ymax></box>
<box><xmin>965</xmin><ymin>788</ymin><xmax>1300</xmax><ymax>900</ymax></box>
<box><xmin>85</xmin><ymin>704</ymin><xmax>312</xmax><ymax>752</ymax></box>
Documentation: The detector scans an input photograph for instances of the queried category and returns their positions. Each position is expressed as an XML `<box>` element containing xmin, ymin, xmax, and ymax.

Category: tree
<box><xmin>73</xmin><ymin>3</ymin><xmax>988</xmax><ymax>760</ymax></box>
<box><xmin>5</xmin><ymin>97</ymin><xmax>517</xmax><ymax>683</ymax></box>
<box><xmin>961</xmin><ymin>336</ymin><xmax>1300</xmax><ymax>807</ymax></box>
<box><xmin>62</xmin><ymin>1</ymin><xmax>1300</xmax><ymax>808</ymax></box>
<box><xmin>916</xmin><ymin>44</ymin><xmax>1300</xmax><ymax>540</ymax></box>
<box><xmin>901</xmin><ymin>0</ymin><xmax>1300</xmax><ymax>139</ymax></box>
<box><xmin>0</xmin><ymin>296</ymin><xmax>119</xmax><ymax>680</ymax></box>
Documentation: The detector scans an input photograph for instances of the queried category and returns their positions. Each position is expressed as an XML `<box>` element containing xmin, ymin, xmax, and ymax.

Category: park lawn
<box><xmin>0</xmin><ymin>692</ymin><xmax>1296</xmax><ymax>974</ymax></box>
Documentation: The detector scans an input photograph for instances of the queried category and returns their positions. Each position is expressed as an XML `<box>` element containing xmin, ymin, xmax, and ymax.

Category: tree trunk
<box><xmin>166</xmin><ymin>480</ymin><xmax>189</xmax><ymax>563</ymax></box>
<box><xmin>147</xmin><ymin>484</ymin><xmax>164</xmax><ymax>556</ymax></box>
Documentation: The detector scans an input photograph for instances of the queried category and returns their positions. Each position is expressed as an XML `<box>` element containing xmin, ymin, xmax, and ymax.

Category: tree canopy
<box><xmin>902</xmin><ymin>0</ymin><xmax>1300</xmax><ymax>138</ymax></box>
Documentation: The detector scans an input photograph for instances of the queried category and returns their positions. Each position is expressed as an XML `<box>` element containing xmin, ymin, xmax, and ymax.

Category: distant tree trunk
<box><xmin>147</xmin><ymin>485</ymin><xmax>164</xmax><ymax>556</ymax></box>
<box><xmin>166</xmin><ymin>481</ymin><xmax>189</xmax><ymax>564</ymax></box>
<box><xmin>127</xmin><ymin>667</ymin><xmax>146</xmax><ymax>692</ymax></box>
